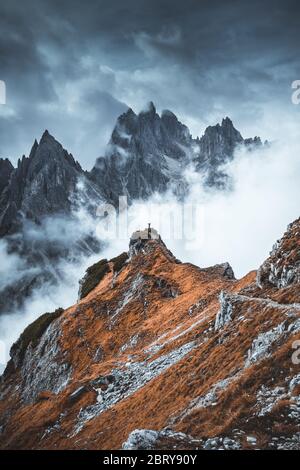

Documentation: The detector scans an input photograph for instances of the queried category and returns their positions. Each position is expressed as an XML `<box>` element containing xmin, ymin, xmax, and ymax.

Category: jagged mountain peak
<box><xmin>118</xmin><ymin>107</ymin><xmax>136</xmax><ymax>119</ymax></box>
<box><xmin>41</xmin><ymin>128</ymin><xmax>51</xmax><ymax>140</ymax></box>
<box><xmin>257</xmin><ymin>217</ymin><xmax>300</xmax><ymax>293</ymax></box>
<box><xmin>161</xmin><ymin>108</ymin><xmax>177</xmax><ymax>118</ymax></box>
<box><xmin>39</xmin><ymin>129</ymin><xmax>64</xmax><ymax>150</ymax></box>
<box><xmin>202</xmin><ymin>116</ymin><xmax>243</xmax><ymax>139</ymax></box>
<box><xmin>90</xmin><ymin>103</ymin><xmax>263</xmax><ymax>203</ymax></box>
<box><xmin>0</xmin><ymin>158</ymin><xmax>14</xmax><ymax>195</ymax></box>
<box><xmin>221</xmin><ymin>116</ymin><xmax>243</xmax><ymax>140</ymax></box>
<box><xmin>113</xmin><ymin>102</ymin><xmax>184</xmax><ymax>135</ymax></box>
<box><xmin>105</xmin><ymin>102</ymin><xmax>247</xmax><ymax>157</ymax></box>
<box><xmin>25</xmin><ymin>130</ymin><xmax>83</xmax><ymax>174</ymax></box>
<box><xmin>90</xmin><ymin>102</ymin><xmax>195</xmax><ymax>204</ymax></box>
<box><xmin>0</xmin><ymin>157</ymin><xmax>13</xmax><ymax>166</ymax></box>
<box><xmin>39</xmin><ymin>129</ymin><xmax>65</xmax><ymax>151</ymax></box>
<box><xmin>29</xmin><ymin>139</ymin><xmax>39</xmax><ymax>159</ymax></box>
<box><xmin>0</xmin><ymin>130</ymin><xmax>86</xmax><ymax>236</ymax></box>
<box><xmin>193</xmin><ymin>115</ymin><xmax>245</xmax><ymax>188</ymax></box>
<box><xmin>139</xmin><ymin>100</ymin><xmax>156</xmax><ymax>116</ymax></box>
<box><xmin>25</xmin><ymin>130</ymin><xmax>62</xmax><ymax>159</ymax></box>
<box><xmin>221</xmin><ymin>116</ymin><xmax>234</xmax><ymax>127</ymax></box>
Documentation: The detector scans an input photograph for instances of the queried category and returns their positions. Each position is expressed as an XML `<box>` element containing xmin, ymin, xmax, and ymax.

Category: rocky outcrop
<box><xmin>122</xmin><ymin>429</ymin><xmax>242</xmax><ymax>450</ymax></box>
<box><xmin>129</xmin><ymin>226</ymin><xmax>160</xmax><ymax>257</ymax></box>
<box><xmin>193</xmin><ymin>117</ymin><xmax>244</xmax><ymax>188</ymax></box>
<box><xmin>8</xmin><ymin>308</ymin><xmax>64</xmax><ymax>370</ymax></box>
<box><xmin>0</xmin><ymin>131</ymin><xmax>87</xmax><ymax>237</ymax></box>
<box><xmin>214</xmin><ymin>291</ymin><xmax>234</xmax><ymax>330</ymax></box>
<box><xmin>257</xmin><ymin>218</ymin><xmax>300</xmax><ymax>289</ymax></box>
<box><xmin>122</xmin><ymin>429</ymin><xmax>203</xmax><ymax>450</ymax></box>
<box><xmin>18</xmin><ymin>320</ymin><xmax>72</xmax><ymax>404</ymax></box>
<box><xmin>0</xmin><ymin>158</ymin><xmax>14</xmax><ymax>196</ymax></box>
<box><xmin>1</xmin><ymin>220</ymin><xmax>300</xmax><ymax>450</ymax></box>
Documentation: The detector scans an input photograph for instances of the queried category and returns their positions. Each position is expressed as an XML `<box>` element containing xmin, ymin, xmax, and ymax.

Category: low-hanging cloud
<box><xmin>120</xmin><ymin>128</ymin><xmax>300</xmax><ymax>278</ymax></box>
<box><xmin>1</xmin><ymin>124</ymin><xmax>300</xmax><ymax>372</ymax></box>
<box><xmin>0</xmin><ymin>200</ymin><xmax>105</xmax><ymax>371</ymax></box>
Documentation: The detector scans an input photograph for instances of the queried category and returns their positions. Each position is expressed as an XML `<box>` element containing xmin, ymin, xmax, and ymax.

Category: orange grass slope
<box><xmin>0</xmin><ymin>221</ymin><xmax>300</xmax><ymax>450</ymax></box>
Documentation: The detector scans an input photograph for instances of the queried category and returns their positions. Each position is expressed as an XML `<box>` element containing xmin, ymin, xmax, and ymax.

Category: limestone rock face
<box><xmin>0</xmin><ymin>132</ymin><xmax>86</xmax><ymax>237</ymax></box>
<box><xmin>90</xmin><ymin>106</ymin><xmax>262</xmax><ymax>204</ymax></box>
<box><xmin>193</xmin><ymin>117</ymin><xmax>244</xmax><ymax>188</ymax></box>
<box><xmin>257</xmin><ymin>218</ymin><xmax>300</xmax><ymax>289</ymax></box>
<box><xmin>214</xmin><ymin>291</ymin><xmax>234</xmax><ymax>330</ymax></box>
<box><xmin>0</xmin><ymin>158</ymin><xmax>14</xmax><ymax>196</ymax></box>
<box><xmin>89</xmin><ymin>103</ymin><xmax>192</xmax><ymax>204</ymax></box>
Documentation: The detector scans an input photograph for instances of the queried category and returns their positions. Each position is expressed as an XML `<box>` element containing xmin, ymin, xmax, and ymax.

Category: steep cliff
<box><xmin>0</xmin><ymin>131</ymin><xmax>97</xmax><ymax>237</ymax></box>
<box><xmin>0</xmin><ymin>158</ymin><xmax>14</xmax><ymax>196</ymax></box>
<box><xmin>90</xmin><ymin>104</ymin><xmax>262</xmax><ymax>204</ymax></box>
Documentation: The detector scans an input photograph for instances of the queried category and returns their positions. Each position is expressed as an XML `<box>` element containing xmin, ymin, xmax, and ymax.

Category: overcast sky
<box><xmin>0</xmin><ymin>0</ymin><xmax>299</xmax><ymax>169</ymax></box>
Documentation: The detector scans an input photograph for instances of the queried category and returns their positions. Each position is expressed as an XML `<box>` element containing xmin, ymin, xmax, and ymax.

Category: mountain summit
<box><xmin>90</xmin><ymin>104</ymin><xmax>261</xmax><ymax>204</ymax></box>
<box><xmin>0</xmin><ymin>131</ymin><xmax>84</xmax><ymax>237</ymax></box>
<box><xmin>1</xmin><ymin>219</ymin><xmax>300</xmax><ymax>450</ymax></box>
<box><xmin>89</xmin><ymin>103</ymin><xmax>192</xmax><ymax>204</ymax></box>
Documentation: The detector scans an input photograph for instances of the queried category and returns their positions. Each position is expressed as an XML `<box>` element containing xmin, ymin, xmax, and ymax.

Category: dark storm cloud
<box><xmin>0</xmin><ymin>0</ymin><xmax>299</xmax><ymax>167</ymax></box>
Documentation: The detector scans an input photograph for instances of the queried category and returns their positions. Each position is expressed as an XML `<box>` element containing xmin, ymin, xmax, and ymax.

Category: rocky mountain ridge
<box><xmin>0</xmin><ymin>104</ymin><xmax>264</xmax><ymax>316</ymax></box>
<box><xmin>0</xmin><ymin>103</ymin><xmax>263</xmax><ymax>237</ymax></box>
<box><xmin>90</xmin><ymin>103</ymin><xmax>264</xmax><ymax>203</ymax></box>
<box><xmin>0</xmin><ymin>130</ymin><xmax>101</xmax><ymax>237</ymax></box>
<box><xmin>0</xmin><ymin>218</ymin><xmax>299</xmax><ymax>450</ymax></box>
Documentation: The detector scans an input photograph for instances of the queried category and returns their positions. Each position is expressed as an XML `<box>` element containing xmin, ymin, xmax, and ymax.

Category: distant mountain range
<box><xmin>0</xmin><ymin>102</ymin><xmax>265</xmax><ymax>237</ymax></box>
<box><xmin>0</xmin><ymin>103</ymin><xmax>266</xmax><ymax>315</ymax></box>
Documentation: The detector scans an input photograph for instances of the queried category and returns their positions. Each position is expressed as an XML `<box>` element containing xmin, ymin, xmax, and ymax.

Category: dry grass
<box><xmin>1</xmin><ymin>229</ymin><xmax>300</xmax><ymax>450</ymax></box>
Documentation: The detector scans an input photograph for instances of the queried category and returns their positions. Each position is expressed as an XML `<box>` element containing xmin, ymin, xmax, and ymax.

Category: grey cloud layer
<box><xmin>0</xmin><ymin>0</ymin><xmax>299</xmax><ymax>167</ymax></box>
